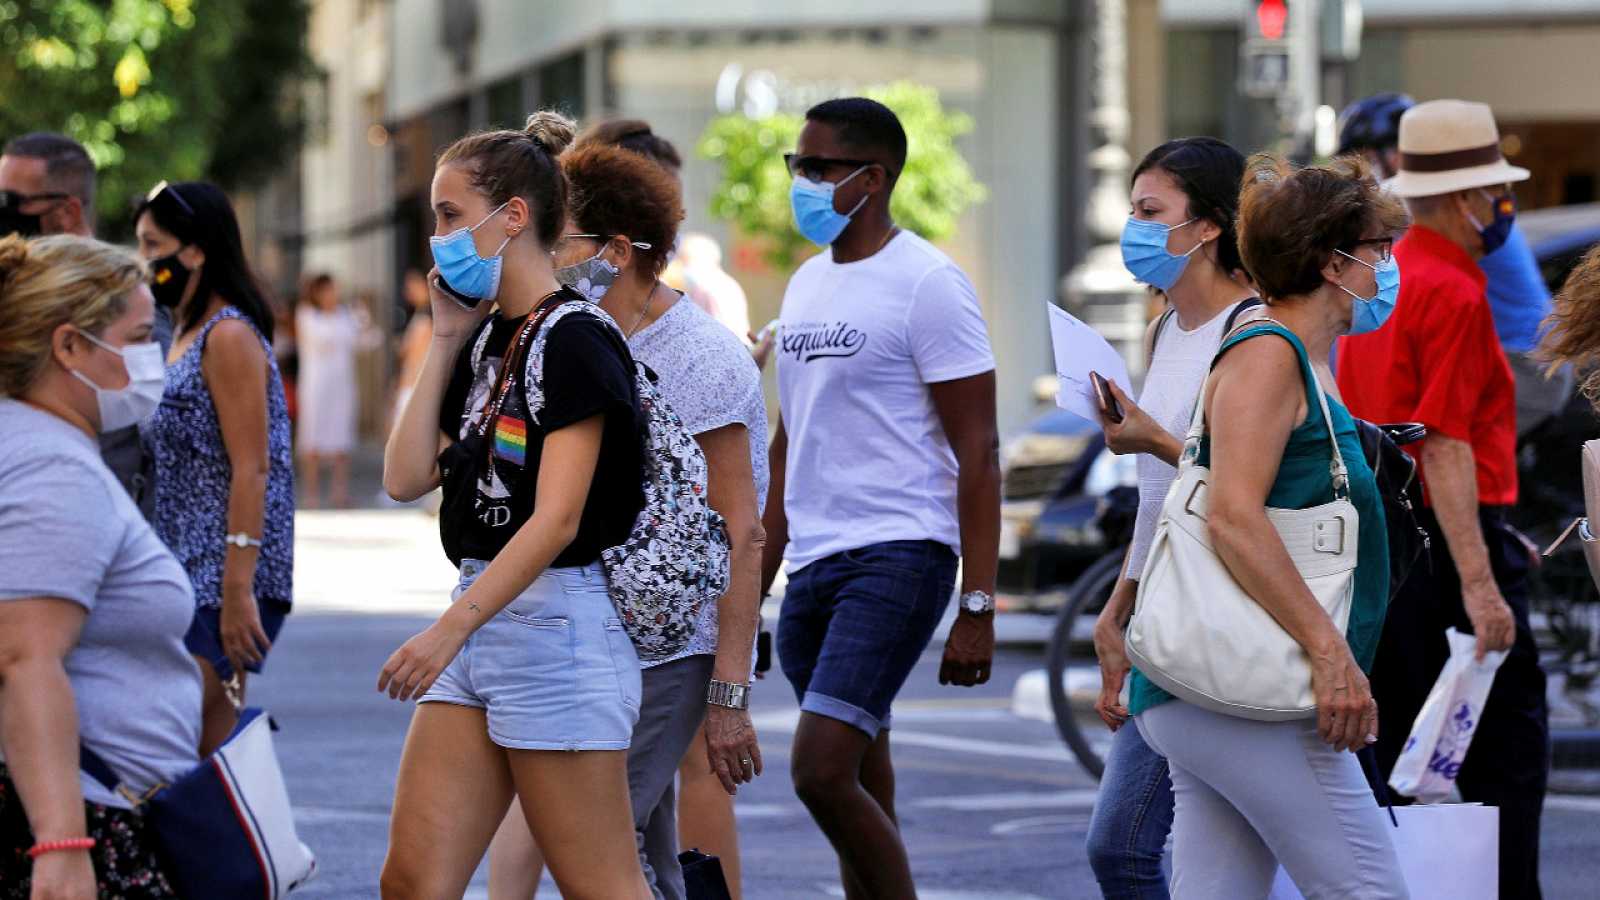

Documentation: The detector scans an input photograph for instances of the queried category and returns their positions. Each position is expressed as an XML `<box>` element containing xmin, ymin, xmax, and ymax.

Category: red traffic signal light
<box><xmin>1257</xmin><ymin>0</ymin><xmax>1287</xmax><ymax>41</ymax></box>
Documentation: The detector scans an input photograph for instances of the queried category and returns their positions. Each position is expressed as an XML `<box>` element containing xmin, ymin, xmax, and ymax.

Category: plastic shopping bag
<box><xmin>1268</xmin><ymin>803</ymin><xmax>1499</xmax><ymax>899</ymax></box>
<box><xmin>1388</xmin><ymin>628</ymin><xmax>1508</xmax><ymax>803</ymax></box>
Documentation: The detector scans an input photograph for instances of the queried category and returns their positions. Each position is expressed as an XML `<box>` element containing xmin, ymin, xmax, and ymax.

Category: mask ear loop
<box><xmin>1332</xmin><ymin>249</ymin><xmax>1378</xmax><ymax>303</ymax></box>
<box><xmin>835</xmin><ymin>165</ymin><xmax>874</xmax><ymax>218</ymax></box>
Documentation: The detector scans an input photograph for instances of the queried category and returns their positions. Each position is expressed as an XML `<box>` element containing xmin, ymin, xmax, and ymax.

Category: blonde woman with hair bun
<box><xmin>0</xmin><ymin>234</ymin><xmax>202</xmax><ymax>898</ymax></box>
<box><xmin>377</xmin><ymin>110</ymin><xmax>652</xmax><ymax>899</ymax></box>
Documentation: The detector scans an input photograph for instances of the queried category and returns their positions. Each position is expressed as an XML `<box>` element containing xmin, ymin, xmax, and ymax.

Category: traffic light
<box><xmin>1257</xmin><ymin>0</ymin><xmax>1288</xmax><ymax>41</ymax></box>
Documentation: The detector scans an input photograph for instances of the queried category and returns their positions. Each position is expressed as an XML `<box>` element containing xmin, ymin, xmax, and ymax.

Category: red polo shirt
<box><xmin>1336</xmin><ymin>225</ymin><xmax>1518</xmax><ymax>507</ymax></box>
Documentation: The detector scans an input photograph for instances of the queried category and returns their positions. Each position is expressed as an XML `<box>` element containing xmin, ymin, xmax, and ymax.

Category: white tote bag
<box><xmin>1268</xmin><ymin>803</ymin><xmax>1499</xmax><ymax>900</ymax></box>
<box><xmin>1126</xmin><ymin>353</ymin><xmax>1358</xmax><ymax>720</ymax></box>
<box><xmin>1389</xmin><ymin>628</ymin><xmax>1509</xmax><ymax>802</ymax></box>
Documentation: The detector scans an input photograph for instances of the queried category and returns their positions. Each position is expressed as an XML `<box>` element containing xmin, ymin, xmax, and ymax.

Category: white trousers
<box><xmin>1138</xmin><ymin>700</ymin><xmax>1408</xmax><ymax>900</ymax></box>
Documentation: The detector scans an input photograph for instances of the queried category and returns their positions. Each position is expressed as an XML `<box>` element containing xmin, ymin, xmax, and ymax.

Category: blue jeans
<box><xmin>778</xmin><ymin>540</ymin><xmax>957</xmax><ymax>738</ymax></box>
<box><xmin>1085</xmin><ymin>720</ymin><xmax>1174</xmax><ymax>899</ymax></box>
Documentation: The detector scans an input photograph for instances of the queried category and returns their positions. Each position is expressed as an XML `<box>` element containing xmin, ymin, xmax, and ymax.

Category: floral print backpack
<box><xmin>521</xmin><ymin>300</ymin><xmax>731</xmax><ymax>661</ymax></box>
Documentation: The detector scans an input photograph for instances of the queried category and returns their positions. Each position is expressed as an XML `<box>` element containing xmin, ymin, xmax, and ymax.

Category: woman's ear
<box><xmin>1194</xmin><ymin>216</ymin><xmax>1223</xmax><ymax>246</ymax></box>
<box><xmin>504</xmin><ymin>196</ymin><xmax>531</xmax><ymax>239</ymax></box>
<box><xmin>606</xmin><ymin>235</ymin><xmax>637</xmax><ymax>273</ymax></box>
<box><xmin>1318</xmin><ymin>250</ymin><xmax>1347</xmax><ymax>288</ymax></box>
<box><xmin>179</xmin><ymin>244</ymin><xmax>206</xmax><ymax>271</ymax></box>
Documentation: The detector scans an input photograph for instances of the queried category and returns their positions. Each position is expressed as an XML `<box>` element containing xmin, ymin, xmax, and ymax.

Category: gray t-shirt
<box><xmin>0</xmin><ymin>399</ymin><xmax>202</xmax><ymax>809</ymax></box>
<box><xmin>628</xmin><ymin>295</ymin><xmax>770</xmax><ymax>666</ymax></box>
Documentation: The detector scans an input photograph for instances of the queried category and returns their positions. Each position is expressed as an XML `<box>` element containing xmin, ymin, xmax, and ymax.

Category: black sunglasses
<box><xmin>783</xmin><ymin>153</ymin><xmax>878</xmax><ymax>181</ymax></box>
<box><xmin>145</xmin><ymin>180</ymin><xmax>196</xmax><ymax>219</ymax></box>
<box><xmin>1344</xmin><ymin>237</ymin><xmax>1394</xmax><ymax>263</ymax></box>
<box><xmin>0</xmin><ymin>189</ymin><xmax>70</xmax><ymax>211</ymax></box>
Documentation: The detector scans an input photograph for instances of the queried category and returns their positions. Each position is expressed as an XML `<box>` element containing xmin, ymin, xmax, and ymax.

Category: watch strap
<box><xmin>706</xmin><ymin>679</ymin><xmax>750</xmax><ymax>710</ymax></box>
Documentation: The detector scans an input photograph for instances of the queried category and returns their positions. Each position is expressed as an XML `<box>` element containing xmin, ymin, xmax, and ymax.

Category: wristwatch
<box><xmin>706</xmin><ymin>680</ymin><xmax>751</xmax><ymax>710</ymax></box>
<box><xmin>960</xmin><ymin>590</ymin><xmax>995</xmax><ymax>615</ymax></box>
<box><xmin>224</xmin><ymin>532</ymin><xmax>263</xmax><ymax>549</ymax></box>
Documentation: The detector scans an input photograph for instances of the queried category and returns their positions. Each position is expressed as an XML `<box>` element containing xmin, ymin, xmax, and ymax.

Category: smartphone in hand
<box><xmin>432</xmin><ymin>273</ymin><xmax>483</xmax><ymax>311</ymax></box>
<box><xmin>1091</xmin><ymin>371</ymin><xmax>1124</xmax><ymax>424</ymax></box>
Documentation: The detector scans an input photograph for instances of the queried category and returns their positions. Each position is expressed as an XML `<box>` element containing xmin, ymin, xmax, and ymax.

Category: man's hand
<box><xmin>1463</xmin><ymin>575</ymin><xmax>1516</xmax><ymax>660</ymax></box>
<box><xmin>1092</xmin><ymin>606</ymin><xmax>1131</xmax><ymax>731</ymax></box>
<box><xmin>939</xmin><ymin>612</ymin><xmax>994</xmax><ymax>686</ymax></box>
<box><xmin>703</xmin><ymin>704</ymin><xmax>763</xmax><ymax>795</ymax></box>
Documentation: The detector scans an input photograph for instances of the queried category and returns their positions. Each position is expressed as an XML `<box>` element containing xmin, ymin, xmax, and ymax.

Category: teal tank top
<box><xmin>1127</xmin><ymin>322</ymin><xmax>1390</xmax><ymax>716</ymax></box>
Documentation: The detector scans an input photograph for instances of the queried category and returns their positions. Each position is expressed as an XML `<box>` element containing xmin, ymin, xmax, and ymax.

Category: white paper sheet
<box><xmin>1045</xmin><ymin>303</ymin><xmax>1132</xmax><ymax>427</ymax></box>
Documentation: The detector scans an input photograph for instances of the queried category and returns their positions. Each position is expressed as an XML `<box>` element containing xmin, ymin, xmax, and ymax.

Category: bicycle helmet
<box><xmin>1337</xmin><ymin>92</ymin><xmax>1416</xmax><ymax>155</ymax></box>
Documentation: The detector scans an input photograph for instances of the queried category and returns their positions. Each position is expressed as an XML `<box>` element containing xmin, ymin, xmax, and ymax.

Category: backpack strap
<box><xmin>1149</xmin><ymin>298</ymin><xmax>1260</xmax><ymax>364</ymax></box>
<box><xmin>521</xmin><ymin>299</ymin><xmax>632</xmax><ymax>427</ymax></box>
<box><xmin>79</xmin><ymin>743</ymin><xmax>121</xmax><ymax>793</ymax></box>
<box><xmin>1147</xmin><ymin>307</ymin><xmax>1176</xmax><ymax>364</ymax></box>
<box><xmin>1224</xmin><ymin>297</ymin><xmax>1264</xmax><ymax>332</ymax></box>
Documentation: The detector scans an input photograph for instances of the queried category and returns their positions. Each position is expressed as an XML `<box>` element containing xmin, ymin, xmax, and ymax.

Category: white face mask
<box><xmin>69</xmin><ymin>330</ymin><xmax>166</xmax><ymax>432</ymax></box>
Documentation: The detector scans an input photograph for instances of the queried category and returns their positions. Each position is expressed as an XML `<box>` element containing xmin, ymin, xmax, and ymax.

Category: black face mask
<box><xmin>149</xmin><ymin>252</ymin><xmax>193</xmax><ymax>309</ymax></box>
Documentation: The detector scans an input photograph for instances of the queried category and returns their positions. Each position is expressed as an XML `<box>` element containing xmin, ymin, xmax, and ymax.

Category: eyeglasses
<box><xmin>145</xmin><ymin>180</ymin><xmax>196</xmax><ymax>219</ymax></box>
<box><xmin>553</xmin><ymin>233</ymin><xmax>653</xmax><ymax>252</ymax></box>
<box><xmin>0</xmin><ymin>189</ymin><xmax>70</xmax><ymax>211</ymax></box>
<box><xmin>1344</xmin><ymin>237</ymin><xmax>1393</xmax><ymax>263</ymax></box>
<box><xmin>783</xmin><ymin>153</ymin><xmax>877</xmax><ymax>182</ymax></box>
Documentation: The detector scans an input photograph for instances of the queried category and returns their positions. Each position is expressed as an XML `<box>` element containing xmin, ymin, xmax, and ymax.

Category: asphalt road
<box><xmin>256</xmin><ymin>511</ymin><xmax>1600</xmax><ymax>898</ymax></box>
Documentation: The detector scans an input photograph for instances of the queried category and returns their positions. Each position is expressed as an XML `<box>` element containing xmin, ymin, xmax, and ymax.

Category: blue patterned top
<box><xmin>144</xmin><ymin>307</ymin><xmax>294</xmax><ymax>609</ymax></box>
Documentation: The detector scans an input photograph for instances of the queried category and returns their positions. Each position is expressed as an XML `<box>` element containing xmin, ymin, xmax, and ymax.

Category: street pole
<box><xmin>1062</xmin><ymin>0</ymin><xmax>1145</xmax><ymax>374</ymax></box>
<box><xmin>1284</xmin><ymin>0</ymin><xmax>1321</xmax><ymax>160</ymax></box>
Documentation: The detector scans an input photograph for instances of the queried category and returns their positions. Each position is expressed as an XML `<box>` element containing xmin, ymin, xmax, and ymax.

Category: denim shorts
<box><xmin>777</xmin><ymin>540</ymin><xmax>958</xmax><ymax>739</ymax></box>
<box><xmin>420</xmin><ymin>560</ymin><xmax>642</xmax><ymax>751</ymax></box>
<box><xmin>185</xmin><ymin>599</ymin><xmax>291</xmax><ymax>681</ymax></box>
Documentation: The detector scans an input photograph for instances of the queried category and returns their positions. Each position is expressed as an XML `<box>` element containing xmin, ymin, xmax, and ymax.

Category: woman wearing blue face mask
<box><xmin>379</xmin><ymin>110</ymin><xmax>652</xmax><ymax>899</ymax></box>
<box><xmin>1085</xmin><ymin>136</ymin><xmax>1258</xmax><ymax>900</ymax></box>
<box><xmin>133</xmin><ymin>181</ymin><xmax>294</xmax><ymax>757</ymax></box>
<box><xmin>1129</xmin><ymin>153</ymin><xmax>1408</xmax><ymax>898</ymax></box>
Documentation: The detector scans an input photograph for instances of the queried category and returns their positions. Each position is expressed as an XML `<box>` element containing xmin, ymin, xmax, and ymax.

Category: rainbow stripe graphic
<box><xmin>493</xmin><ymin>415</ymin><xmax>527</xmax><ymax>467</ymax></box>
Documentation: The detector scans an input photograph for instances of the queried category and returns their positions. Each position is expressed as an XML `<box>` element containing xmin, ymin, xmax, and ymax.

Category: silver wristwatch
<box><xmin>225</xmin><ymin>532</ymin><xmax>263</xmax><ymax>549</ymax></box>
<box><xmin>706</xmin><ymin>679</ymin><xmax>751</xmax><ymax>710</ymax></box>
<box><xmin>959</xmin><ymin>590</ymin><xmax>995</xmax><ymax>615</ymax></box>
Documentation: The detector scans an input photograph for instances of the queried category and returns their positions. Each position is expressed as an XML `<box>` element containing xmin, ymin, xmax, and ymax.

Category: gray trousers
<box><xmin>1138</xmin><ymin>700</ymin><xmax>1408</xmax><ymax>900</ymax></box>
<box><xmin>631</xmin><ymin>654</ymin><xmax>715</xmax><ymax>900</ymax></box>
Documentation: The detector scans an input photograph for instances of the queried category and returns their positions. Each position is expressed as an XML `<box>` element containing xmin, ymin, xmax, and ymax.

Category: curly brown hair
<box><xmin>560</xmin><ymin>142</ymin><xmax>684</xmax><ymax>279</ymax></box>
<box><xmin>1237</xmin><ymin>153</ymin><xmax>1409</xmax><ymax>302</ymax></box>
<box><xmin>1540</xmin><ymin>243</ymin><xmax>1600</xmax><ymax>407</ymax></box>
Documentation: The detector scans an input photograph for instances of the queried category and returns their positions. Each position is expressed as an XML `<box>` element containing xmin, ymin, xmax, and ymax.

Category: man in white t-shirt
<box><xmin>760</xmin><ymin>97</ymin><xmax>1000</xmax><ymax>898</ymax></box>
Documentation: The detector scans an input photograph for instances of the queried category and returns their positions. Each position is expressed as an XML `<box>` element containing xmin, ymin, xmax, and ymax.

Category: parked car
<box><xmin>996</xmin><ymin>394</ymin><xmax>1137</xmax><ymax>612</ymax></box>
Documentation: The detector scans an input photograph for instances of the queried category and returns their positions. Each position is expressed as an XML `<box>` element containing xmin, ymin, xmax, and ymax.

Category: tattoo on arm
<box><xmin>468</xmin><ymin>601</ymin><xmax>481</xmax><ymax>614</ymax></box>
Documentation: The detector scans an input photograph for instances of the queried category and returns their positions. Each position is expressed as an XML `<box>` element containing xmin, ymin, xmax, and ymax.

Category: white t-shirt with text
<box><xmin>776</xmin><ymin>231</ymin><xmax>995</xmax><ymax>572</ymax></box>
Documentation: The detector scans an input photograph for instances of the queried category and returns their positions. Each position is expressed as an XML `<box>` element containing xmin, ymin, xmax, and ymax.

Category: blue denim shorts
<box><xmin>420</xmin><ymin>560</ymin><xmax>642</xmax><ymax>751</ymax></box>
<box><xmin>185</xmin><ymin>599</ymin><xmax>291</xmax><ymax>681</ymax></box>
<box><xmin>777</xmin><ymin>540</ymin><xmax>958</xmax><ymax>739</ymax></box>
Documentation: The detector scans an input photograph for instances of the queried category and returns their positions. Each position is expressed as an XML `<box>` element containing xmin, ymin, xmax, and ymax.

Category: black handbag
<box><xmin>679</xmin><ymin>849</ymin><xmax>734</xmax><ymax>900</ymax></box>
<box><xmin>1355</xmin><ymin>420</ymin><xmax>1431</xmax><ymax>599</ymax></box>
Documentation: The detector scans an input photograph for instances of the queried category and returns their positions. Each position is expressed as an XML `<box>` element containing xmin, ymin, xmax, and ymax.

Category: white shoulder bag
<box><xmin>1125</xmin><ymin>336</ymin><xmax>1359</xmax><ymax>720</ymax></box>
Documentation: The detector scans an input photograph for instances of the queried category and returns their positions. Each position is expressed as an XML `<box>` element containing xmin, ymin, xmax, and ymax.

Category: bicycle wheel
<box><xmin>1046</xmin><ymin>550</ymin><xmax>1125</xmax><ymax>779</ymax></box>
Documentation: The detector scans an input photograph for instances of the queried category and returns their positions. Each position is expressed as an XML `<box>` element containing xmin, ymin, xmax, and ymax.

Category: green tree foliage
<box><xmin>698</xmin><ymin>81</ymin><xmax>986</xmax><ymax>269</ymax></box>
<box><xmin>0</xmin><ymin>0</ymin><xmax>313</xmax><ymax>235</ymax></box>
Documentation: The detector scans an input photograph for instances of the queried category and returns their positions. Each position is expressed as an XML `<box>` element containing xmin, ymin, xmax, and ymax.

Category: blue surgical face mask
<box><xmin>1468</xmin><ymin>190</ymin><xmax>1516</xmax><ymax>256</ymax></box>
<box><xmin>1334</xmin><ymin>249</ymin><xmax>1400</xmax><ymax>336</ymax></box>
<box><xmin>429</xmin><ymin>201</ymin><xmax>513</xmax><ymax>305</ymax></box>
<box><xmin>1120</xmin><ymin>217</ymin><xmax>1206</xmax><ymax>292</ymax></box>
<box><xmin>790</xmin><ymin>166</ymin><xmax>869</xmax><ymax>247</ymax></box>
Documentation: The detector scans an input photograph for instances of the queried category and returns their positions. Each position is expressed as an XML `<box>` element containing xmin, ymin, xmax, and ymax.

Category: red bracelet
<box><xmin>27</xmin><ymin>837</ymin><xmax>96</xmax><ymax>859</ymax></box>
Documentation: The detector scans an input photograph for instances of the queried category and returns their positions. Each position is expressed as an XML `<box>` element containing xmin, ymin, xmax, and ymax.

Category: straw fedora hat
<box><xmin>1386</xmin><ymin>99</ymin><xmax>1530</xmax><ymax>198</ymax></box>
